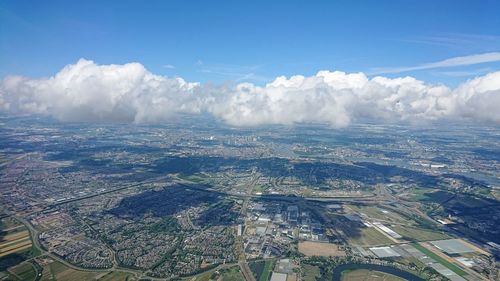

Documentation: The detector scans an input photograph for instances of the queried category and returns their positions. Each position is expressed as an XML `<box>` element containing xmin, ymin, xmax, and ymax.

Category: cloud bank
<box><xmin>1</xmin><ymin>59</ymin><xmax>499</xmax><ymax>127</ymax></box>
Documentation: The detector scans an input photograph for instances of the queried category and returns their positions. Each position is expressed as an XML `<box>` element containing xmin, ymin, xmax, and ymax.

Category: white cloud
<box><xmin>434</xmin><ymin>67</ymin><xmax>492</xmax><ymax>77</ymax></box>
<box><xmin>0</xmin><ymin>59</ymin><xmax>201</xmax><ymax>123</ymax></box>
<box><xmin>1</xmin><ymin>59</ymin><xmax>499</xmax><ymax>127</ymax></box>
<box><xmin>373</xmin><ymin>52</ymin><xmax>500</xmax><ymax>74</ymax></box>
<box><xmin>163</xmin><ymin>64</ymin><xmax>175</xmax><ymax>69</ymax></box>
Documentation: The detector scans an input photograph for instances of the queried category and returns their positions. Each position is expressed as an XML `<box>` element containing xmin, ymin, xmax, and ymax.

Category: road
<box><xmin>237</xmin><ymin>170</ymin><xmax>258</xmax><ymax>281</ymax></box>
<box><xmin>49</xmin><ymin>175</ymin><xmax>172</xmax><ymax>207</ymax></box>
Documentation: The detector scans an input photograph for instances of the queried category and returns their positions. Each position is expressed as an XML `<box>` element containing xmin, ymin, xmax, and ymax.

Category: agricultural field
<box><xmin>0</xmin><ymin>217</ymin><xmax>40</xmax><ymax>277</ymax></box>
<box><xmin>341</xmin><ymin>269</ymin><xmax>404</xmax><ymax>281</ymax></box>
<box><xmin>298</xmin><ymin>241</ymin><xmax>345</xmax><ymax>257</ymax></box>
<box><xmin>4</xmin><ymin>262</ymin><xmax>37</xmax><ymax>281</ymax></box>
<box><xmin>0</xmin><ymin>218</ymin><xmax>33</xmax><ymax>259</ymax></box>
<box><xmin>40</xmin><ymin>260</ymin><xmax>105</xmax><ymax>281</ymax></box>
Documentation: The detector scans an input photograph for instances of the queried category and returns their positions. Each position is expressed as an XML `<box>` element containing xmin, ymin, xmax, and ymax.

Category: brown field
<box><xmin>347</xmin><ymin>227</ymin><xmax>393</xmax><ymax>247</ymax></box>
<box><xmin>0</xmin><ymin>244</ymin><xmax>32</xmax><ymax>257</ymax></box>
<box><xmin>33</xmin><ymin>212</ymin><xmax>74</xmax><ymax>231</ymax></box>
<box><xmin>0</xmin><ymin>237</ymin><xmax>30</xmax><ymax>248</ymax></box>
<box><xmin>0</xmin><ymin>229</ymin><xmax>32</xmax><ymax>257</ymax></box>
<box><xmin>1</xmin><ymin>239</ymin><xmax>32</xmax><ymax>253</ymax></box>
<box><xmin>298</xmin><ymin>241</ymin><xmax>346</xmax><ymax>257</ymax></box>
<box><xmin>2</xmin><ymin>230</ymin><xmax>30</xmax><ymax>241</ymax></box>
<box><xmin>458</xmin><ymin>239</ymin><xmax>490</xmax><ymax>256</ymax></box>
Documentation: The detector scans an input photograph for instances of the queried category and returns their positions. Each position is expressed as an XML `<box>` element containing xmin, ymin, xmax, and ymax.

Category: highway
<box><xmin>238</xmin><ymin>170</ymin><xmax>258</xmax><ymax>281</ymax></box>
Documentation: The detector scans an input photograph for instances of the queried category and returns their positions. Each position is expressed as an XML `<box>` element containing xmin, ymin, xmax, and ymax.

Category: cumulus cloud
<box><xmin>0</xmin><ymin>59</ymin><xmax>202</xmax><ymax>123</ymax></box>
<box><xmin>0</xmin><ymin>59</ymin><xmax>499</xmax><ymax>127</ymax></box>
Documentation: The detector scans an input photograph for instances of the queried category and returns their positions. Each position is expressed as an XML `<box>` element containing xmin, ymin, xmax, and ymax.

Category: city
<box><xmin>1</xmin><ymin>115</ymin><xmax>498</xmax><ymax>280</ymax></box>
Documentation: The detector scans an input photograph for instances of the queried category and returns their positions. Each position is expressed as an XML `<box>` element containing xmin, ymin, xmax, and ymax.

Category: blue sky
<box><xmin>1</xmin><ymin>0</ymin><xmax>500</xmax><ymax>86</ymax></box>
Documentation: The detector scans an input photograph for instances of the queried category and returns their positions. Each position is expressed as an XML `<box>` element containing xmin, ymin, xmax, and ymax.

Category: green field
<box><xmin>97</xmin><ymin>271</ymin><xmax>134</xmax><ymax>281</ymax></box>
<box><xmin>412</xmin><ymin>243</ymin><xmax>467</xmax><ymax>277</ymax></box>
<box><xmin>391</xmin><ymin>225</ymin><xmax>449</xmax><ymax>241</ymax></box>
<box><xmin>220</xmin><ymin>266</ymin><xmax>245</xmax><ymax>281</ymax></box>
<box><xmin>253</xmin><ymin>184</ymin><xmax>264</xmax><ymax>194</ymax></box>
<box><xmin>0</xmin><ymin>216</ymin><xmax>40</xmax><ymax>269</ymax></box>
<box><xmin>396</xmin><ymin>256</ymin><xmax>426</xmax><ymax>269</ymax></box>
<box><xmin>180</xmin><ymin>174</ymin><xmax>206</xmax><ymax>183</ymax></box>
<box><xmin>302</xmin><ymin>264</ymin><xmax>321</xmax><ymax>281</ymax></box>
<box><xmin>7</xmin><ymin>262</ymin><xmax>37</xmax><ymax>281</ymax></box>
<box><xmin>31</xmin><ymin>243</ymin><xmax>42</xmax><ymax>257</ymax></box>
<box><xmin>341</xmin><ymin>269</ymin><xmax>404</xmax><ymax>281</ymax></box>
<box><xmin>186</xmin><ymin>268</ymin><xmax>215</xmax><ymax>281</ymax></box>
<box><xmin>249</xmin><ymin>260</ymin><xmax>265</xmax><ymax>279</ymax></box>
<box><xmin>259</xmin><ymin>260</ymin><xmax>274</xmax><ymax>281</ymax></box>
<box><xmin>348</xmin><ymin>227</ymin><xmax>393</xmax><ymax>247</ymax></box>
<box><xmin>407</xmin><ymin>188</ymin><xmax>455</xmax><ymax>203</ymax></box>
<box><xmin>249</xmin><ymin>259</ymin><xmax>276</xmax><ymax>281</ymax></box>
<box><xmin>189</xmin><ymin>265</ymin><xmax>244</xmax><ymax>281</ymax></box>
<box><xmin>41</xmin><ymin>260</ymin><xmax>103</xmax><ymax>281</ymax></box>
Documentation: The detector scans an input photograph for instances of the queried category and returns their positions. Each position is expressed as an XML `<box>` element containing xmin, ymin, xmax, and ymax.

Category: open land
<box><xmin>298</xmin><ymin>241</ymin><xmax>346</xmax><ymax>257</ymax></box>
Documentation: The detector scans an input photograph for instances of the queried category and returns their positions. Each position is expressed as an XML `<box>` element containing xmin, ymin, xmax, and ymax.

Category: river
<box><xmin>332</xmin><ymin>263</ymin><xmax>425</xmax><ymax>281</ymax></box>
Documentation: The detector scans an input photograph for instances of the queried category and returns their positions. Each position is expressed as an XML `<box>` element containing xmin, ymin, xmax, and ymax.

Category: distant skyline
<box><xmin>1</xmin><ymin>0</ymin><xmax>500</xmax><ymax>86</ymax></box>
